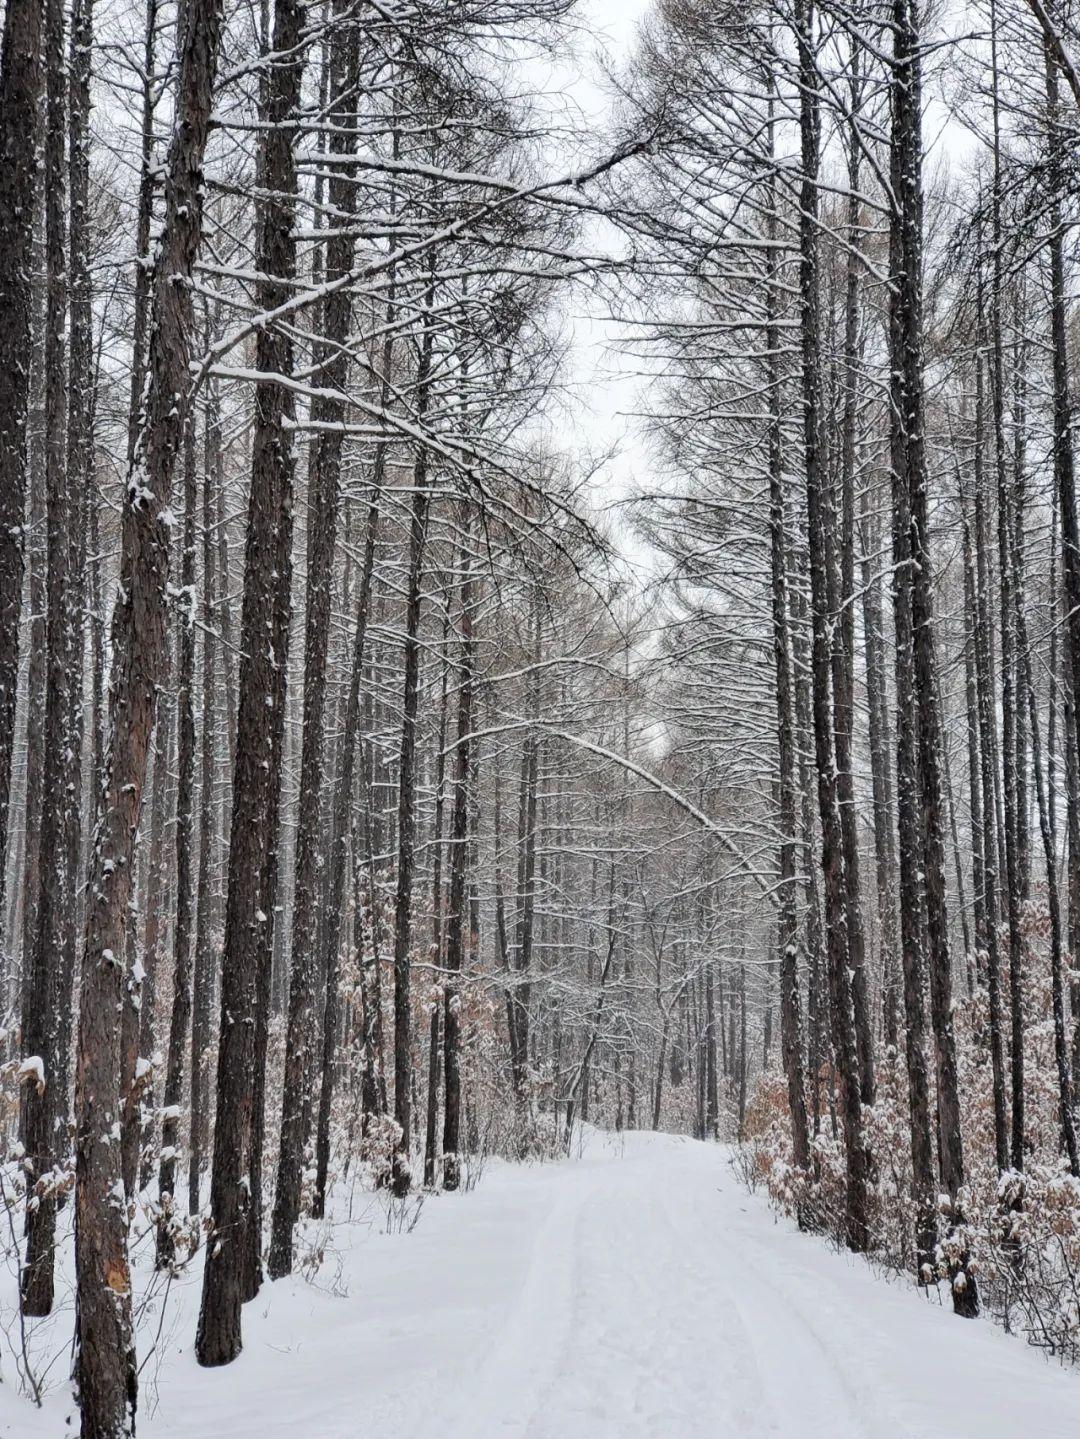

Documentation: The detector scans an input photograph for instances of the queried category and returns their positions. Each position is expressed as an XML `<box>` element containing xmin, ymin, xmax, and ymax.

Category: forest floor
<box><xmin>2</xmin><ymin>1128</ymin><xmax>1078</xmax><ymax>1437</ymax></box>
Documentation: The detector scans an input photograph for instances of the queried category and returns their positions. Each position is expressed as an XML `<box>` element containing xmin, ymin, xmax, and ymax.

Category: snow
<box><xmin>17</xmin><ymin>1057</ymin><xmax>45</xmax><ymax>1089</ymax></box>
<box><xmin>2</xmin><ymin>1131</ymin><xmax>1078</xmax><ymax>1437</ymax></box>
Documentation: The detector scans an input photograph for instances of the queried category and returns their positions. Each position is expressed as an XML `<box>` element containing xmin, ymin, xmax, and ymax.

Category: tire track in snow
<box><xmin>438</xmin><ymin>1171</ymin><xmax>600</xmax><ymax>1439</ymax></box>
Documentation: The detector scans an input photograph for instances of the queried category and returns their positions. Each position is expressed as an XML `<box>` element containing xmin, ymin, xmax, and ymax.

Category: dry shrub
<box><xmin>742</xmin><ymin>899</ymin><xmax>1080</xmax><ymax>1364</ymax></box>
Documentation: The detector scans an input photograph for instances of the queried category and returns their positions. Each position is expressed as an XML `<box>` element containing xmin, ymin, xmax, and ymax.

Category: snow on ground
<box><xmin>3</xmin><ymin>1129</ymin><xmax>1078</xmax><ymax>1437</ymax></box>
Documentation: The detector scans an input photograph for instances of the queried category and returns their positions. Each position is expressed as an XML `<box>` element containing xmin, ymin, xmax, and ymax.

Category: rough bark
<box><xmin>268</xmin><ymin>0</ymin><xmax>360</xmax><ymax>1275</ymax></box>
<box><xmin>20</xmin><ymin>0</ymin><xmax>71</xmax><ymax>1309</ymax></box>
<box><xmin>389</xmin><ymin>302</ymin><xmax>436</xmax><ymax>1195</ymax></box>
<box><xmin>0</xmin><ymin>0</ymin><xmax>44</xmax><ymax>939</ymax></box>
<box><xmin>892</xmin><ymin>0</ymin><xmax>975</xmax><ymax>1313</ymax></box>
<box><xmin>74</xmin><ymin>0</ymin><xmax>224</xmax><ymax>1422</ymax></box>
<box><xmin>156</xmin><ymin>414</ymin><xmax>198</xmax><ymax>1267</ymax></box>
<box><xmin>196</xmin><ymin>0</ymin><xmax>302</xmax><ymax>1356</ymax></box>
<box><xmin>765</xmin><ymin>131</ymin><xmax>810</xmax><ymax>1183</ymax></box>
<box><xmin>797</xmin><ymin>0</ymin><xmax>868</xmax><ymax>1253</ymax></box>
<box><xmin>189</xmin><ymin>371</ymin><xmax>221</xmax><ymax>1217</ymax></box>
<box><xmin>442</xmin><ymin>544</ymin><xmax>475</xmax><ymax>1191</ymax></box>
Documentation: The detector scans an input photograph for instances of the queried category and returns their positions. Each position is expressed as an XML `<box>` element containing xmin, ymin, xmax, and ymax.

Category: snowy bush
<box><xmin>741</xmin><ymin>898</ymin><xmax>1080</xmax><ymax>1365</ymax></box>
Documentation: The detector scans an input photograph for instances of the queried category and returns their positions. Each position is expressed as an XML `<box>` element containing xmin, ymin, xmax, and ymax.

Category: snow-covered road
<box><xmin>6</xmin><ymin>1130</ymin><xmax>1078</xmax><ymax>1436</ymax></box>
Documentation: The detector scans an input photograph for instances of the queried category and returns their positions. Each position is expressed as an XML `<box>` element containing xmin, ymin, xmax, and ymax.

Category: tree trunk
<box><xmin>21</xmin><ymin>0</ymin><xmax>71</xmax><ymax>1309</ymax></box>
<box><xmin>156</xmin><ymin>413</ymin><xmax>198</xmax><ymax>1267</ymax></box>
<box><xmin>892</xmin><ymin>0</ymin><xmax>975</xmax><ymax>1313</ymax></box>
<box><xmin>189</xmin><ymin>367</ymin><xmax>221</xmax><ymax>1217</ymax></box>
<box><xmin>195</xmin><ymin>0</ymin><xmax>299</xmax><ymax>1367</ymax></box>
<box><xmin>765</xmin><ymin>96</ymin><xmax>810</xmax><ymax>1183</ymax></box>
<box><xmin>389</xmin><ymin>297</ymin><xmax>436</xmax><ymax>1195</ymax></box>
<box><xmin>797</xmin><ymin>0</ymin><xmax>867</xmax><ymax>1253</ymax></box>
<box><xmin>0</xmin><ymin>0</ymin><xmax>45</xmax><ymax>944</ymax></box>
<box><xmin>443</xmin><ymin>543</ymin><xmax>475</xmax><ymax>1191</ymax></box>
<box><xmin>74</xmin><ymin>0</ymin><xmax>224</xmax><ymax>1422</ymax></box>
<box><xmin>268</xmin><ymin>0</ymin><xmax>360</xmax><ymax>1276</ymax></box>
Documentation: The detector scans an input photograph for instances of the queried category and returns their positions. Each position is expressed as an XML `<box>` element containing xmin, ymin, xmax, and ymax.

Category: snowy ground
<box><xmin>3</xmin><ymin>1129</ymin><xmax>1078</xmax><ymax>1437</ymax></box>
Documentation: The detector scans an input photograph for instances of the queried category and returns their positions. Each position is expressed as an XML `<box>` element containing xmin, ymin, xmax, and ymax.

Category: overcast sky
<box><xmin>527</xmin><ymin>0</ymin><xmax>657</xmax><ymax>563</ymax></box>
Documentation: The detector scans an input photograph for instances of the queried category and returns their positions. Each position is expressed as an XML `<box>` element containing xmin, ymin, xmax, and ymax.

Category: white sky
<box><xmin>528</xmin><ymin>0</ymin><xmax>658</xmax><ymax>568</ymax></box>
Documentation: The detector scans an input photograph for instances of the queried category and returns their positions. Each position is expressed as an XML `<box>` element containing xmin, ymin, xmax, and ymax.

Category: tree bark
<box><xmin>156</xmin><ymin>413</ymin><xmax>198</xmax><ymax>1266</ymax></box>
<box><xmin>269</xmin><ymin>0</ymin><xmax>360</xmax><ymax>1275</ymax></box>
<box><xmin>74</xmin><ymin>0</ymin><xmax>224</xmax><ymax>1422</ymax></box>
<box><xmin>0</xmin><ymin>0</ymin><xmax>45</xmax><ymax>944</ymax></box>
<box><xmin>796</xmin><ymin>0</ymin><xmax>868</xmax><ymax>1253</ymax></box>
<box><xmin>189</xmin><ymin>368</ymin><xmax>221</xmax><ymax>1217</ymax></box>
<box><xmin>20</xmin><ymin>0</ymin><xmax>71</xmax><ymax>1309</ymax></box>
<box><xmin>195</xmin><ymin>0</ymin><xmax>300</xmax><ymax>1370</ymax></box>
<box><xmin>443</xmin><ymin>541</ymin><xmax>475</xmax><ymax>1191</ymax></box>
<box><xmin>389</xmin><ymin>295</ymin><xmax>437</xmax><ymax>1195</ymax></box>
<box><xmin>892</xmin><ymin>0</ymin><xmax>975</xmax><ymax>1313</ymax></box>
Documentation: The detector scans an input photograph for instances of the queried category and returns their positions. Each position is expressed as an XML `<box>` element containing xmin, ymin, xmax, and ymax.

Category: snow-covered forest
<box><xmin>3</xmin><ymin>0</ymin><xmax>1080</xmax><ymax>1432</ymax></box>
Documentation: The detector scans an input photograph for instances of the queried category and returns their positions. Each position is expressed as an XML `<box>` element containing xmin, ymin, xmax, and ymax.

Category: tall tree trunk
<box><xmin>971</xmin><ymin>352</ymin><xmax>1009</xmax><ymax>1171</ymax></box>
<box><xmin>389</xmin><ymin>297</ymin><xmax>436</xmax><ymax>1196</ymax></box>
<box><xmin>836</xmin><ymin>56</ymin><xmax>874</xmax><ymax>1105</ymax></box>
<box><xmin>195</xmin><ymin>0</ymin><xmax>300</xmax><ymax>1369</ymax></box>
<box><xmin>860</xmin><ymin>484</ymin><xmax>900</xmax><ymax>1050</ymax></box>
<box><xmin>765</xmin><ymin>113</ymin><xmax>810</xmax><ymax>1184</ymax></box>
<box><xmin>988</xmin><ymin>0</ymin><xmax>1025</xmax><ymax>1178</ymax></box>
<box><xmin>423</xmin><ymin>610</ymin><xmax>451</xmax><ymax>1189</ymax></box>
<box><xmin>20</xmin><ymin>0</ymin><xmax>70</xmax><ymax>1310</ymax></box>
<box><xmin>17</xmin><ymin>203</ymin><xmax>47</xmax><ymax>1023</ymax></box>
<box><xmin>189</xmin><ymin>367</ymin><xmax>221</xmax><ymax>1217</ymax></box>
<box><xmin>960</xmin><ymin>499</ymin><xmax>986</xmax><ymax>983</ymax></box>
<box><xmin>0</xmin><ymin>0</ymin><xmax>44</xmax><ymax>949</ymax></box>
<box><xmin>507</xmin><ymin>601</ymin><xmax>541</xmax><ymax>1118</ymax></box>
<box><xmin>132</xmin><ymin>682</ymin><xmax>171</xmax><ymax>1196</ymax></box>
<box><xmin>796</xmin><ymin>0</ymin><xmax>868</xmax><ymax>1253</ymax></box>
<box><xmin>1042</xmin><ymin>33</ymin><xmax>1080</xmax><ymax>1107</ymax></box>
<box><xmin>443</xmin><ymin>541</ymin><xmax>475</xmax><ymax>1191</ymax></box>
<box><xmin>704</xmin><ymin>962</ymin><xmax>719</xmax><ymax>1139</ymax></box>
<box><xmin>156</xmin><ymin>414</ymin><xmax>198</xmax><ymax>1266</ymax></box>
<box><xmin>74</xmin><ymin>0</ymin><xmax>224</xmax><ymax>1422</ymax></box>
<box><xmin>892</xmin><ymin>0</ymin><xmax>975</xmax><ymax>1314</ymax></box>
<box><xmin>312</xmin><ymin>486</ymin><xmax>382</xmax><ymax>1208</ymax></box>
<box><xmin>268</xmin><ymin>0</ymin><xmax>360</xmax><ymax>1276</ymax></box>
<box><xmin>126</xmin><ymin>0</ymin><xmax>158</xmax><ymax>471</ymax></box>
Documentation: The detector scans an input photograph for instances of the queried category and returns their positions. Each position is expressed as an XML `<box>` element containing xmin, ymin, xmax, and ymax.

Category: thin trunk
<box><xmin>836</xmin><ymin>56</ymin><xmax>874</xmax><ymax>1105</ymax></box>
<box><xmin>390</xmin><ymin>292</ymin><xmax>436</xmax><ymax>1195</ymax></box>
<box><xmin>972</xmin><ymin>352</ymin><xmax>1009</xmax><ymax>1172</ymax></box>
<box><xmin>156</xmin><ymin>412</ymin><xmax>198</xmax><ymax>1266</ymax></box>
<box><xmin>189</xmin><ymin>366</ymin><xmax>221</xmax><ymax>1216</ymax></box>
<box><xmin>423</xmin><ymin>610</ymin><xmax>451</xmax><ymax>1189</ymax></box>
<box><xmin>1044</xmin><ymin>32</ymin><xmax>1080</xmax><ymax>1107</ymax></box>
<box><xmin>989</xmin><ymin>0</ymin><xmax>1025</xmax><ymax>1176</ymax></box>
<box><xmin>797</xmin><ymin>0</ymin><xmax>867</xmax><ymax>1253</ymax></box>
<box><xmin>312</xmin><ymin>489</ymin><xmax>382</xmax><ymax>1207</ymax></box>
<box><xmin>766</xmin><ymin>117</ymin><xmax>810</xmax><ymax>1179</ymax></box>
<box><xmin>443</xmin><ymin>542</ymin><xmax>475</xmax><ymax>1191</ymax></box>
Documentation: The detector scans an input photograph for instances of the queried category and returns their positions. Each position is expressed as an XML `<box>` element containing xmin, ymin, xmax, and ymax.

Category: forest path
<box><xmin>6</xmin><ymin>1129</ymin><xmax>1078</xmax><ymax>1437</ymax></box>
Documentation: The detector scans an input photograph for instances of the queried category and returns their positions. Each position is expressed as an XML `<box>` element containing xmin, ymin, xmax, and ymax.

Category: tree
<box><xmin>197</xmin><ymin>0</ymin><xmax>305</xmax><ymax>1361</ymax></box>
<box><xmin>74</xmin><ymin>0</ymin><xmax>225</xmax><ymax>1424</ymax></box>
